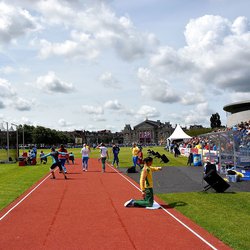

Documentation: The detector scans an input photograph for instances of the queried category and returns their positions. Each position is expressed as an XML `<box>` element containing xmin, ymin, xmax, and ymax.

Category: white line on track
<box><xmin>0</xmin><ymin>173</ymin><xmax>52</xmax><ymax>221</ymax></box>
<box><xmin>108</xmin><ymin>164</ymin><xmax>218</xmax><ymax>250</ymax></box>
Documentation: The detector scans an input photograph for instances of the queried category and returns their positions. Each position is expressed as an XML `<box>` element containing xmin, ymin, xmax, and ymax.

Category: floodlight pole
<box><xmin>11</xmin><ymin>123</ymin><xmax>19</xmax><ymax>159</ymax></box>
<box><xmin>22</xmin><ymin>125</ymin><xmax>25</xmax><ymax>148</ymax></box>
<box><xmin>3</xmin><ymin>121</ymin><xmax>10</xmax><ymax>162</ymax></box>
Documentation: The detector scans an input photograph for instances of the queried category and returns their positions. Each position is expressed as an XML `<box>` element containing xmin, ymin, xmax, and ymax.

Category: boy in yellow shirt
<box><xmin>124</xmin><ymin>156</ymin><xmax>162</xmax><ymax>207</ymax></box>
<box><xmin>132</xmin><ymin>143</ymin><xmax>141</xmax><ymax>170</ymax></box>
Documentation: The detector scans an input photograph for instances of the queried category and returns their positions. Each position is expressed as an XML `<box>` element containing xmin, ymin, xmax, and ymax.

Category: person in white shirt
<box><xmin>96</xmin><ymin>143</ymin><xmax>109</xmax><ymax>173</ymax></box>
<box><xmin>80</xmin><ymin>144</ymin><xmax>91</xmax><ymax>171</ymax></box>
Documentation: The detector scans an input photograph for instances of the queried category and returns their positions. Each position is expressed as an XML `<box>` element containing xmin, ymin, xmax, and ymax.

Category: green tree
<box><xmin>23</xmin><ymin>124</ymin><xmax>35</xmax><ymax>145</ymax></box>
<box><xmin>210</xmin><ymin>113</ymin><xmax>222</xmax><ymax>129</ymax></box>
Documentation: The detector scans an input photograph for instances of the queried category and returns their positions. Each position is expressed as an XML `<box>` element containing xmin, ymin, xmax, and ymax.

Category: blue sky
<box><xmin>0</xmin><ymin>0</ymin><xmax>250</xmax><ymax>132</ymax></box>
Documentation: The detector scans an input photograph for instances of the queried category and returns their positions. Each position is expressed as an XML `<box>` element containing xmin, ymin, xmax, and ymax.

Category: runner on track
<box><xmin>41</xmin><ymin>147</ymin><xmax>68</xmax><ymax>179</ymax></box>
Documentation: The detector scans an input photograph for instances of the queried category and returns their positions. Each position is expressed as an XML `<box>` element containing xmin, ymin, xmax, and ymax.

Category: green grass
<box><xmin>0</xmin><ymin>146</ymin><xmax>249</xmax><ymax>249</ymax></box>
<box><xmin>0</xmin><ymin>163</ymin><xmax>50</xmax><ymax>210</ymax></box>
<box><xmin>0</xmin><ymin>149</ymin><xmax>18</xmax><ymax>162</ymax></box>
<box><xmin>158</xmin><ymin>192</ymin><xmax>250</xmax><ymax>250</ymax></box>
<box><xmin>89</xmin><ymin>146</ymin><xmax>188</xmax><ymax>167</ymax></box>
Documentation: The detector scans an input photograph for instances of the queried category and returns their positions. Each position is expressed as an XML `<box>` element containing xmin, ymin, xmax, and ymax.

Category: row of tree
<box><xmin>17</xmin><ymin>125</ymin><xmax>74</xmax><ymax>146</ymax></box>
<box><xmin>1</xmin><ymin>113</ymin><xmax>223</xmax><ymax>147</ymax></box>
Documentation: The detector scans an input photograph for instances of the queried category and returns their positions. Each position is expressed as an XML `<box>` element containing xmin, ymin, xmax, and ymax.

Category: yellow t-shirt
<box><xmin>132</xmin><ymin>146</ymin><xmax>140</xmax><ymax>156</ymax></box>
<box><xmin>140</xmin><ymin>166</ymin><xmax>160</xmax><ymax>191</ymax></box>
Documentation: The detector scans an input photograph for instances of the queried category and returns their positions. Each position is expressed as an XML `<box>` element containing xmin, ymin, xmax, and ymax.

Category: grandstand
<box><xmin>223</xmin><ymin>100</ymin><xmax>250</xmax><ymax>127</ymax></box>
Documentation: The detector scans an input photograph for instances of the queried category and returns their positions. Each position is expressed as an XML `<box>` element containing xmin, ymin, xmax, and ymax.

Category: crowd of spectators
<box><xmin>172</xmin><ymin>121</ymin><xmax>250</xmax><ymax>152</ymax></box>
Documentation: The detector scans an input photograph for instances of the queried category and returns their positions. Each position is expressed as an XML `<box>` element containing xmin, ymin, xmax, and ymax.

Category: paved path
<box><xmin>125</xmin><ymin>165</ymin><xmax>250</xmax><ymax>193</ymax></box>
<box><xmin>0</xmin><ymin>159</ymin><xmax>232</xmax><ymax>249</ymax></box>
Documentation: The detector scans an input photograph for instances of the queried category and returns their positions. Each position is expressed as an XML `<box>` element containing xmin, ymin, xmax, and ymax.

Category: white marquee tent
<box><xmin>168</xmin><ymin>124</ymin><xmax>192</xmax><ymax>141</ymax></box>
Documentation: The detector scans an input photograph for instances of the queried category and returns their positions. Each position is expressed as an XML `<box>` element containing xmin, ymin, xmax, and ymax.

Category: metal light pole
<box><xmin>11</xmin><ymin>123</ymin><xmax>19</xmax><ymax>159</ymax></box>
<box><xmin>22</xmin><ymin>125</ymin><xmax>25</xmax><ymax>148</ymax></box>
<box><xmin>2</xmin><ymin>121</ymin><xmax>10</xmax><ymax>162</ymax></box>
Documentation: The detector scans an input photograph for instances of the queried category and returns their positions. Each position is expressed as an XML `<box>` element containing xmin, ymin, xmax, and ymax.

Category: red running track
<box><xmin>0</xmin><ymin>159</ymin><xmax>231</xmax><ymax>250</ymax></box>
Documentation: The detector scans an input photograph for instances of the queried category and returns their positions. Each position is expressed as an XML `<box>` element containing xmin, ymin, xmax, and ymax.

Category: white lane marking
<box><xmin>107</xmin><ymin>164</ymin><xmax>218</xmax><ymax>250</ymax></box>
<box><xmin>0</xmin><ymin>173</ymin><xmax>52</xmax><ymax>221</ymax></box>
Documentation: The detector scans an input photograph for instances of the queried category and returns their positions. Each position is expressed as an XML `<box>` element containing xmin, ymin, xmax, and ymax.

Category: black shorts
<box><xmin>51</xmin><ymin>162</ymin><xmax>62</xmax><ymax>171</ymax></box>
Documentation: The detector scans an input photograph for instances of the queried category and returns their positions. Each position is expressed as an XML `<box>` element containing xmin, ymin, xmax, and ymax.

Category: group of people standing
<box><xmin>42</xmin><ymin>142</ymin><xmax>162</xmax><ymax>209</ymax></box>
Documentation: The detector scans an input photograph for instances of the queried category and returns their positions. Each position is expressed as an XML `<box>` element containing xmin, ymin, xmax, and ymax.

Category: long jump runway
<box><xmin>0</xmin><ymin>159</ymin><xmax>231</xmax><ymax>250</ymax></box>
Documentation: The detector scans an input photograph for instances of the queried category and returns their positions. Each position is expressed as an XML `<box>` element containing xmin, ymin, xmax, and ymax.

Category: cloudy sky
<box><xmin>0</xmin><ymin>0</ymin><xmax>250</xmax><ymax>132</ymax></box>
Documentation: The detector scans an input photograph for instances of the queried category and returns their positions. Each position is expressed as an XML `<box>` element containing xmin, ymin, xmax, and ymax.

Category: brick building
<box><xmin>122</xmin><ymin>119</ymin><xmax>173</xmax><ymax>145</ymax></box>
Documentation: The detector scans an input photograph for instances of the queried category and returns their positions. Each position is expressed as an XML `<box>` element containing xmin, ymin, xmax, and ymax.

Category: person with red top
<box><xmin>58</xmin><ymin>144</ymin><xmax>68</xmax><ymax>173</ymax></box>
<box><xmin>137</xmin><ymin>146</ymin><xmax>144</xmax><ymax>169</ymax></box>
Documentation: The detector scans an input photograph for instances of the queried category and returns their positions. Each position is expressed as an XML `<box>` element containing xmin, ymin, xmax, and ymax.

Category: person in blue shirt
<box><xmin>41</xmin><ymin>147</ymin><xmax>67</xmax><ymax>179</ymax></box>
<box><xmin>27</xmin><ymin>150</ymin><xmax>36</xmax><ymax>165</ymax></box>
<box><xmin>112</xmin><ymin>143</ymin><xmax>120</xmax><ymax>168</ymax></box>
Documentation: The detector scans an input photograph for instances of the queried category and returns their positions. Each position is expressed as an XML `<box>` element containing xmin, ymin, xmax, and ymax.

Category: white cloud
<box><xmin>184</xmin><ymin>15</ymin><xmax>231</xmax><ymax>49</ymax></box>
<box><xmin>229</xmin><ymin>92</ymin><xmax>250</xmax><ymax>103</ymax></box>
<box><xmin>13</xmin><ymin>97</ymin><xmax>34</xmax><ymax>111</ymax></box>
<box><xmin>35</xmin><ymin>35</ymin><xmax>99</xmax><ymax>60</ymax></box>
<box><xmin>136</xmin><ymin>105</ymin><xmax>160</xmax><ymax>119</ymax></box>
<box><xmin>82</xmin><ymin>105</ymin><xmax>104</xmax><ymax>115</ymax></box>
<box><xmin>0</xmin><ymin>2</ymin><xmax>41</xmax><ymax>44</ymax></box>
<box><xmin>20</xmin><ymin>116</ymin><xmax>33</xmax><ymax>125</ymax></box>
<box><xmin>231</xmin><ymin>16</ymin><xmax>250</xmax><ymax>35</ymax></box>
<box><xmin>104</xmin><ymin>100</ymin><xmax>122</xmax><ymax>110</ymax></box>
<box><xmin>99</xmin><ymin>72</ymin><xmax>121</xmax><ymax>89</ymax></box>
<box><xmin>182</xmin><ymin>103</ymin><xmax>214</xmax><ymax>125</ymax></box>
<box><xmin>137</xmin><ymin>67</ymin><xmax>180</xmax><ymax>103</ymax></box>
<box><xmin>31</xmin><ymin>1</ymin><xmax>158</xmax><ymax>62</ymax></box>
<box><xmin>0</xmin><ymin>78</ymin><xmax>16</xmax><ymax>97</ymax></box>
<box><xmin>150</xmin><ymin>46</ymin><xmax>194</xmax><ymax>74</ymax></box>
<box><xmin>36</xmin><ymin>0</ymin><xmax>75</xmax><ymax>26</ymax></box>
<box><xmin>0</xmin><ymin>66</ymin><xmax>30</xmax><ymax>75</ymax></box>
<box><xmin>0</xmin><ymin>100</ymin><xmax>5</xmax><ymax>109</ymax></box>
<box><xmin>0</xmin><ymin>66</ymin><xmax>15</xmax><ymax>74</ymax></box>
<box><xmin>149</xmin><ymin>14</ymin><xmax>250</xmax><ymax>98</ymax></box>
<box><xmin>58</xmin><ymin>118</ymin><xmax>72</xmax><ymax>127</ymax></box>
<box><xmin>1</xmin><ymin>1</ymin><xmax>249</xmax><ymax>130</ymax></box>
<box><xmin>181</xmin><ymin>92</ymin><xmax>205</xmax><ymax>105</ymax></box>
<box><xmin>168</xmin><ymin>102</ymin><xmax>217</xmax><ymax>126</ymax></box>
<box><xmin>35</xmin><ymin>71</ymin><xmax>74</xmax><ymax>93</ymax></box>
<box><xmin>92</xmin><ymin>115</ymin><xmax>106</xmax><ymax>122</ymax></box>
